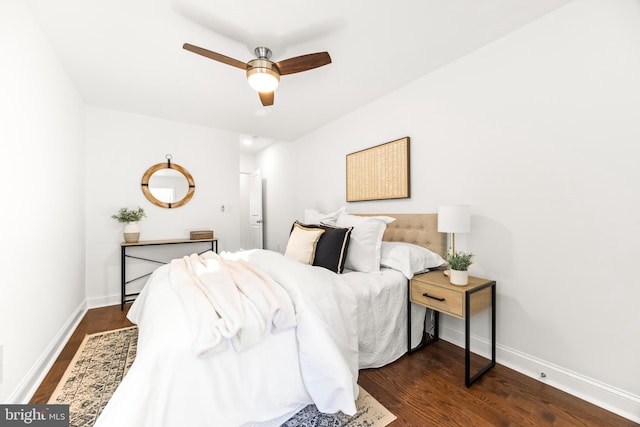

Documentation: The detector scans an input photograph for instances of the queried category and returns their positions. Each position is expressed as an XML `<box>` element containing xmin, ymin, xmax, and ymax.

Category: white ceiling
<box><xmin>26</xmin><ymin>0</ymin><xmax>572</xmax><ymax>144</ymax></box>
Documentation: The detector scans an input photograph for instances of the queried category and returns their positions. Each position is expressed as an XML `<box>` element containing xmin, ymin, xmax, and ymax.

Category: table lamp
<box><xmin>437</xmin><ymin>205</ymin><xmax>471</xmax><ymax>257</ymax></box>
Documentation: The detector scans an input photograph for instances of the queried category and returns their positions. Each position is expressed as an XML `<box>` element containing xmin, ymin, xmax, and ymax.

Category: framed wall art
<box><xmin>346</xmin><ymin>136</ymin><xmax>410</xmax><ymax>202</ymax></box>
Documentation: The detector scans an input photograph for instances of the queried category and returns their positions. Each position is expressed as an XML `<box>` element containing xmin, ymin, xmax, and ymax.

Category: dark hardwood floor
<box><xmin>30</xmin><ymin>304</ymin><xmax>134</xmax><ymax>404</ymax></box>
<box><xmin>32</xmin><ymin>305</ymin><xmax>635</xmax><ymax>426</ymax></box>
<box><xmin>359</xmin><ymin>346</ymin><xmax>636</xmax><ymax>426</ymax></box>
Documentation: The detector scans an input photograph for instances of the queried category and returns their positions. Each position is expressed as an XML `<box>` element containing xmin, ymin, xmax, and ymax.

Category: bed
<box><xmin>95</xmin><ymin>212</ymin><xmax>446</xmax><ymax>427</ymax></box>
<box><xmin>345</xmin><ymin>213</ymin><xmax>446</xmax><ymax>367</ymax></box>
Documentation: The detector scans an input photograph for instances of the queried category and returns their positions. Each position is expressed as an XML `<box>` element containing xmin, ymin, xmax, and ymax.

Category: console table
<box><xmin>120</xmin><ymin>238</ymin><xmax>218</xmax><ymax>310</ymax></box>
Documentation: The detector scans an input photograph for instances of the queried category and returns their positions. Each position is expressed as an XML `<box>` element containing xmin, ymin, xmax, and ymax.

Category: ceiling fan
<box><xmin>183</xmin><ymin>43</ymin><xmax>331</xmax><ymax>107</ymax></box>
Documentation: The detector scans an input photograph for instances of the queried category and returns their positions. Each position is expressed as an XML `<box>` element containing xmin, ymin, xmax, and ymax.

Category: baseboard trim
<box><xmin>8</xmin><ymin>301</ymin><xmax>87</xmax><ymax>404</ymax></box>
<box><xmin>86</xmin><ymin>293</ymin><xmax>120</xmax><ymax>309</ymax></box>
<box><xmin>440</xmin><ymin>323</ymin><xmax>640</xmax><ymax>424</ymax></box>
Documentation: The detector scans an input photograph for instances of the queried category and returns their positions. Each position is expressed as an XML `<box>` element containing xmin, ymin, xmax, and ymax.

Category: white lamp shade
<box><xmin>438</xmin><ymin>205</ymin><xmax>471</xmax><ymax>233</ymax></box>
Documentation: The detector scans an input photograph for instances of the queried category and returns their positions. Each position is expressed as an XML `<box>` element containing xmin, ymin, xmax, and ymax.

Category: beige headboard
<box><xmin>357</xmin><ymin>213</ymin><xmax>446</xmax><ymax>257</ymax></box>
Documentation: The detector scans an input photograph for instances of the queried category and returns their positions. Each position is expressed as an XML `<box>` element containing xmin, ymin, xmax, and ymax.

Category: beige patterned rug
<box><xmin>48</xmin><ymin>326</ymin><xmax>137</xmax><ymax>427</ymax></box>
<box><xmin>48</xmin><ymin>326</ymin><xmax>396</xmax><ymax>427</ymax></box>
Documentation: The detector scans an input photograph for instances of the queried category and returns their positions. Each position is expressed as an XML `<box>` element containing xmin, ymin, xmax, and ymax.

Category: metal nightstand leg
<box><xmin>407</xmin><ymin>299</ymin><xmax>439</xmax><ymax>354</ymax></box>
<box><xmin>120</xmin><ymin>246</ymin><xmax>125</xmax><ymax>311</ymax></box>
<box><xmin>464</xmin><ymin>282</ymin><xmax>496</xmax><ymax>387</ymax></box>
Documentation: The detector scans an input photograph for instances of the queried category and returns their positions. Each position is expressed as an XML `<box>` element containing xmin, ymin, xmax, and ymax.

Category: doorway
<box><xmin>239</xmin><ymin>169</ymin><xmax>263</xmax><ymax>249</ymax></box>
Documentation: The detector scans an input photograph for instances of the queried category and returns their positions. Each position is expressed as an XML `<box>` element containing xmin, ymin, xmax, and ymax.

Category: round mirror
<box><xmin>141</xmin><ymin>161</ymin><xmax>195</xmax><ymax>208</ymax></box>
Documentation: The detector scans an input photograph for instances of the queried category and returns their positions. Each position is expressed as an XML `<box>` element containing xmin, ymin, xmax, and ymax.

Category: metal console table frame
<box><xmin>120</xmin><ymin>238</ymin><xmax>218</xmax><ymax>310</ymax></box>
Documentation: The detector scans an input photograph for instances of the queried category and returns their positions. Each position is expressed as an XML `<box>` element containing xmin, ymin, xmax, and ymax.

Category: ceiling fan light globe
<box><xmin>247</xmin><ymin>68</ymin><xmax>280</xmax><ymax>92</ymax></box>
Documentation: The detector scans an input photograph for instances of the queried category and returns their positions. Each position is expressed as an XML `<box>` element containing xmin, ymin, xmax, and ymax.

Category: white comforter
<box><xmin>168</xmin><ymin>252</ymin><xmax>297</xmax><ymax>356</ymax></box>
<box><xmin>95</xmin><ymin>250</ymin><xmax>359</xmax><ymax>427</ymax></box>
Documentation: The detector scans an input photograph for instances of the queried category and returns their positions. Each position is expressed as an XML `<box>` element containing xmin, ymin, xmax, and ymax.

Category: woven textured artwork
<box><xmin>346</xmin><ymin>137</ymin><xmax>410</xmax><ymax>202</ymax></box>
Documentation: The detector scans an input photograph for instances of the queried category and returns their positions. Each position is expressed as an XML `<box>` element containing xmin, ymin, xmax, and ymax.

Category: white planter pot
<box><xmin>449</xmin><ymin>269</ymin><xmax>468</xmax><ymax>286</ymax></box>
<box><xmin>123</xmin><ymin>222</ymin><xmax>140</xmax><ymax>243</ymax></box>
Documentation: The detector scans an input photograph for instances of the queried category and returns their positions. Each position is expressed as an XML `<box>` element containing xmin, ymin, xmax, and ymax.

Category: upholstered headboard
<box><xmin>357</xmin><ymin>213</ymin><xmax>446</xmax><ymax>257</ymax></box>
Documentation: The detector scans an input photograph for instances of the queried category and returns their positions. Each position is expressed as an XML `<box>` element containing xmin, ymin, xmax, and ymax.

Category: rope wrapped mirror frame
<box><xmin>141</xmin><ymin>154</ymin><xmax>195</xmax><ymax>208</ymax></box>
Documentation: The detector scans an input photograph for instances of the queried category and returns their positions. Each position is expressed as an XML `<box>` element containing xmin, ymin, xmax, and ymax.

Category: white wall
<box><xmin>85</xmin><ymin>107</ymin><xmax>242</xmax><ymax>306</ymax></box>
<box><xmin>258</xmin><ymin>0</ymin><xmax>640</xmax><ymax>420</ymax></box>
<box><xmin>0</xmin><ymin>1</ymin><xmax>86</xmax><ymax>402</ymax></box>
<box><xmin>256</xmin><ymin>142</ymin><xmax>298</xmax><ymax>253</ymax></box>
<box><xmin>239</xmin><ymin>153</ymin><xmax>257</xmax><ymax>175</ymax></box>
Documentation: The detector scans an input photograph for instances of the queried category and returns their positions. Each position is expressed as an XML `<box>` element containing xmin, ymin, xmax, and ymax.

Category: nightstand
<box><xmin>408</xmin><ymin>271</ymin><xmax>496</xmax><ymax>387</ymax></box>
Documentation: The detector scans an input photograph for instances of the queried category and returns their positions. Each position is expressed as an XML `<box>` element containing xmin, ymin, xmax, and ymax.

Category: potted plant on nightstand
<box><xmin>447</xmin><ymin>251</ymin><xmax>474</xmax><ymax>286</ymax></box>
<box><xmin>112</xmin><ymin>207</ymin><xmax>146</xmax><ymax>243</ymax></box>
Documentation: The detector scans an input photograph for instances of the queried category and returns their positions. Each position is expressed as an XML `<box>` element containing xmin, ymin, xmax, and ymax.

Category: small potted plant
<box><xmin>112</xmin><ymin>207</ymin><xmax>146</xmax><ymax>243</ymax></box>
<box><xmin>447</xmin><ymin>251</ymin><xmax>474</xmax><ymax>286</ymax></box>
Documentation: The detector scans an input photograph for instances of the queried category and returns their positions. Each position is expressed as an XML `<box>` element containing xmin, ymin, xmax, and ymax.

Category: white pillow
<box><xmin>380</xmin><ymin>241</ymin><xmax>445</xmax><ymax>279</ymax></box>
<box><xmin>367</xmin><ymin>215</ymin><xmax>396</xmax><ymax>224</ymax></box>
<box><xmin>284</xmin><ymin>223</ymin><xmax>325</xmax><ymax>264</ymax></box>
<box><xmin>335</xmin><ymin>213</ymin><xmax>387</xmax><ymax>273</ymax></box>
<box><xmin>304</xmin><ymin>207</ymin><xmax>345</xmax><ymax>225</ymax></box>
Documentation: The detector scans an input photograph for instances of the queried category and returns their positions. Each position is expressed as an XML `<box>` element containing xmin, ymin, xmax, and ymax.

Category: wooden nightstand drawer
<box><xmin>410</xmin><ymin>280</ymin><xmax>463</xmax><ymax>318</ymax></box>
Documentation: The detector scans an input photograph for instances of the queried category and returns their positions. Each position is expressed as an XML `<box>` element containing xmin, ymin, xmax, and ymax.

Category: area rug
<box><xmin>48</xmin><ymin>326</ymin><xmax>396</xmax><ymax>427</ymax></box>
<box><xmin>48</xmin><ymin>326</ymin><xmax>138</xmax><ymax>427</ymax></box>
<box><xmin>281</xmin><ymin>387</ymin><xmax>396</xmax><ymax>427</ymax></box>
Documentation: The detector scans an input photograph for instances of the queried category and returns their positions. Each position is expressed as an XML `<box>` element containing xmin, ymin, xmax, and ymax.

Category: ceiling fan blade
<box><xmin>183</xmin><ymin>43</ymin><xmax>247</xmax><ymax>70</ymax></box>
<box><xmin>275</xmin><ymin>52</ymin><xmax>331</xmax><ymax>75</ymax></box>
<box><xmin>259</xmin><ymin>91</ymin><xmax>274</xmax><ymax>106</ymax></box>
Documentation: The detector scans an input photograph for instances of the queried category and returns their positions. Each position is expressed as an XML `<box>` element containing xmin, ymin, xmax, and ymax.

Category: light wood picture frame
<box><xmin>346</xmin><ymin>137</ymin><xmax>410</xmax><ymax>202</ymax></box>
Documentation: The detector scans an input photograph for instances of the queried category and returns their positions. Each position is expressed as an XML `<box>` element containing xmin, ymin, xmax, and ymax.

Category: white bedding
<box><xmin>341</xmin><ymin>268</ymin><xmax>429</xmax><ymax>368</ymax></box>
<box><xmin>168</xmin><ymin>252</ymin><xmax>298</xmax><ymax>356</ymax></box>
<box><xmin>95</xmin><ymin>250</ymin><xmax>359</xmax><ymax>427</ymax></box>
